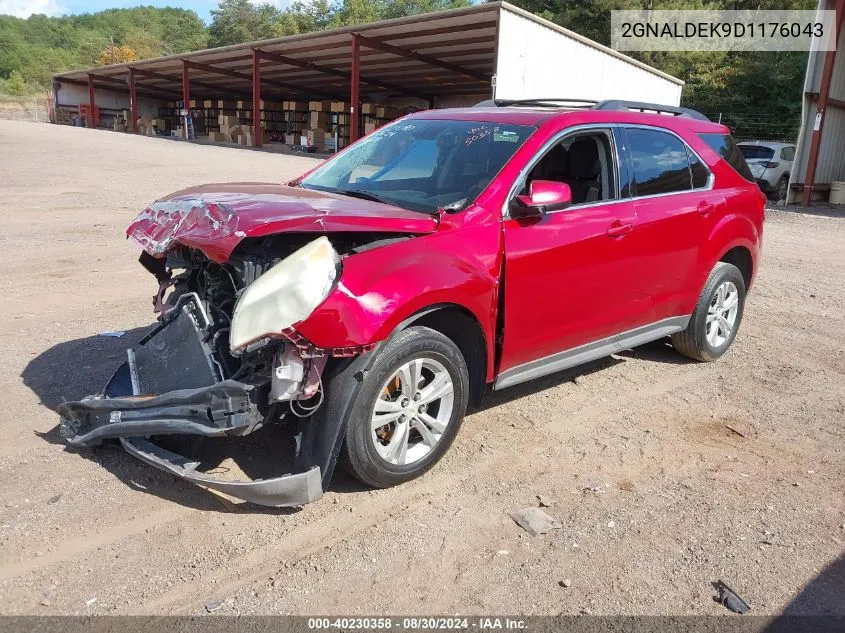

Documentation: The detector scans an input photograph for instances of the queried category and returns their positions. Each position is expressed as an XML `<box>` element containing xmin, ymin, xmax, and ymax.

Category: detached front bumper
<box><xmin>57</xmin><ymin>366</ymin><xmax>323</xmax><ymax>507</ymax></box>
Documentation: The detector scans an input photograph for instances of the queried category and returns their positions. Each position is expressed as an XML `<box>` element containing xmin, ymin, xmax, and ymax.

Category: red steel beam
<box><xmin>354</xmin><ymin>33</ymin><xmax>489</xmax><ymax>82</ymax></box>
<box><xmin>802</xmin><ymin>0</ymin><xmax>845</xmax><ymax>205</ymax></box>
<box><xmin>129</xmin><ymin>67</ymin><xmax>138</xmax><ymax>133</ymax></box>
<box><xmin>87</xmin><ymin>74</ymin><xmax>96</xmax><ymax>128</ymax></box>
<box><xmin>182</xmin><ymin>60</ymin><xmax>190</xmax><ymax>108</ymax></box>
<box><xmin>182</xmin><ymin>60</ymin><xmax>191</xmax><ymax>139</ymax></box>
<box><xmin>133</xmin><ymin>67</ymin><xmax>251</xmax><ymax>98</ymax></box>
<box><xmin>351</xmin><ymin>34</ymin><xmax>360</xmax><ymax>142</ymax></box>
<box><xmin>252</xmin><ymin>49</ymin><xmax>262</xmax><ymax>148</ymax></box>
<box><xmin>256</xmin><ymin>48</ymin><xmax>429</xmax><ymax>100</ymax></box>
<box><xmin>185</xmin><ymin>59</ymin><xmax>315</xmax><ymax>98</ymax></box>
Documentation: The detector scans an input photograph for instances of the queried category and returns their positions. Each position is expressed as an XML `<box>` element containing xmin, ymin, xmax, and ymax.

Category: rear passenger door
<box><xmin>621</xmin><ymin>126</ymin><xmax>724</xmax><ymax>323</ymax></box>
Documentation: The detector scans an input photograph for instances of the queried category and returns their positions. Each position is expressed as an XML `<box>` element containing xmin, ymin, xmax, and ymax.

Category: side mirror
<box><xmin>510</xmin><ymin>180</ymin><xmax>572</xmax><ymax>218</ymax></box>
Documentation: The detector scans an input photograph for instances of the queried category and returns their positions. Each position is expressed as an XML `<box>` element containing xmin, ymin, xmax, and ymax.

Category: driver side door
<box><xmin>496</xmin><ymin>126</ymin><xmax>642</xmax><ymax>389</ymax></box>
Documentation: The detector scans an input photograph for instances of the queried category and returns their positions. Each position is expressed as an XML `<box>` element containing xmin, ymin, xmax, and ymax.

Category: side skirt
<box><xmin>493</xmin><ymin>316</ymin><xmax>690</xmax><ymax>391</ymax></box>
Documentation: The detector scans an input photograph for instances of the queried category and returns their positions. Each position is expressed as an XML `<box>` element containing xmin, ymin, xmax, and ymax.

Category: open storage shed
<box><xmin>51</xmin><ymin>1</ymin><xmax>683</xmax><ymax>150</ymax></box>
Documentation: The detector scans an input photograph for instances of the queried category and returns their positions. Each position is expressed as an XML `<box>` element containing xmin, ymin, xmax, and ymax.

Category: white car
<box><xmin>738</xmin><ymin>141</ymin><xmax>795</xmax><ymax>201</ymax></box>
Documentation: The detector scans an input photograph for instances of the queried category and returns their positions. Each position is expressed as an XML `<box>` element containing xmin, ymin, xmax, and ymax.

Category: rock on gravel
<box><xmin>509</xmin><ymin>508</ymin><xmax>562</xmax><ymax>535</ymax></box>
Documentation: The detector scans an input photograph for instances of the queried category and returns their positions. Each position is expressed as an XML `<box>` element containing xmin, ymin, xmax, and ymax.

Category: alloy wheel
<box><xmin>706</xmin><ymin>281</ymin><xmax>739</xmax><ymax>348</ymax></box>
<box><xmin>370</xmin><ymin>357</ymin><xmax>455</xmax><ymax>465</ymax></box>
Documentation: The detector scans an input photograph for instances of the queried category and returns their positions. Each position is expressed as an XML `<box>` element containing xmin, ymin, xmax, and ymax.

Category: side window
<box><xmin>626</xmin><ymin>128</ymin><xmax>694</xmax><ymax>196</ymax></box>
<box><xmin>523</xmin><ymin>130</ymin><xmax>617</xmax><ymax>206</ymax></box>
<box><xmin>781</xmin><ymin>146</ymin><xmax>795</xmax><ymax>161</ymax></box>
<box><xmin>699</xmin><ymin>133</ymin><xmax>755</xmax><ymax>182</ymax></box>
<box><xmin>688</xmin><ymin>151</ymin><xmax>710</xmax><ymax>189</ymax></box>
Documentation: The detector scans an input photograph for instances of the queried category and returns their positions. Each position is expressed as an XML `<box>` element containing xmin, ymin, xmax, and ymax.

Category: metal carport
<box><xmin>52</xmin><ymin>1</ymin><xmax>682</xmax><ymax>148</ymax></box>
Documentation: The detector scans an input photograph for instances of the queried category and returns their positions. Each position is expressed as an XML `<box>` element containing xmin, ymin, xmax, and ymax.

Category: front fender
<box><xmin>295</xmin><ymin>225</ymin><xmax>501</xmax><ymax>371</ymax></box>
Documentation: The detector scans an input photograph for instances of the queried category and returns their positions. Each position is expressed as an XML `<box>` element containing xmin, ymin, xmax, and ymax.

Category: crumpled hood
<box><xmin>126</xmin><ymin>182</ymin><xmax>438</xmax><ymax>263</ymax></box>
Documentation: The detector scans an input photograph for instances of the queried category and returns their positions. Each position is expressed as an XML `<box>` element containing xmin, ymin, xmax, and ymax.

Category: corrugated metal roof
<box><xmin>53</xmin><ymin>2</ymin><xmax>681</xmax><ymax>101</ymax></box>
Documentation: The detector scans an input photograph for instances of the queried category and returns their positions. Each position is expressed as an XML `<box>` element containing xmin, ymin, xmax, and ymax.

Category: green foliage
<box><xmin>508</xmin><ymin>0</ymin><xmax>815</xmax><ymax>140</ymax></box>
<box><xmin>0</xmin><ymin>0</ymin><xmax>813</xmax><ymax>137</ymax></box>
<box><xmin>0</xmin><ymin>6</ymin><xmax>207</xmax><ymax>94</ymax></box>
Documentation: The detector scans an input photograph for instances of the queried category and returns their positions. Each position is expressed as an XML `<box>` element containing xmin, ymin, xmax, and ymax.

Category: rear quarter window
<box><xmin>701</xmin><ymin>134</ymin><xmax>755</xmax><ymax>182</ymax></box>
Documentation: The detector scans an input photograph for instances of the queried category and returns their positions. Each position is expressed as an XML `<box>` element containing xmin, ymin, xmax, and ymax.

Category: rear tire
<box><xmin>340</xmin><ymin>326</ymin><xmax>469</xmax><ymax>488</ymax></box>
<box><xmin>774</xmin><ymin>175</ymin><xmax>789</xmax><ymax>201</ymax></box>
<box><xmin>671</xmin><ymin>262</ymin><xmax>746</xmax><ymax>362</ymax></box>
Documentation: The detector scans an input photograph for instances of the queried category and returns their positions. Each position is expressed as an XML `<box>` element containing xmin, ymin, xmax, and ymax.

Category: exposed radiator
<box><xmin>128</xmin><ymin>300</ymin><xmax>221</xmax><ymax>395</ymax></box>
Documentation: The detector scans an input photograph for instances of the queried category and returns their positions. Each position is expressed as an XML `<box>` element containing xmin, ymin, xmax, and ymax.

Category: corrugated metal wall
<box><xmin>56</xmin><ymin>83</ymin><xmax>164</xmax><ymax>118</ymax></box>
<box><xmin>790</xmin><ymin>0</ymin><xmax>845</xmax><ymax>201</ymax></box>
<box><xmin>494</xmin><ymin>7</ymin><xmax>683</xmax><ymax>106</ymax></box>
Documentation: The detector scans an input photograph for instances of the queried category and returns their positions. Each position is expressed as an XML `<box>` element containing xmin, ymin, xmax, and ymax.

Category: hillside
<box><xmin>0</xmin><ymin>6</ymin><xmax>208</xmax><ymax>93</ymax></box>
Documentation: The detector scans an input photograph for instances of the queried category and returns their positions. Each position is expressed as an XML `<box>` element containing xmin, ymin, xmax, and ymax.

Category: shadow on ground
<box><xmin>762</xmin><ymin>552</ymin><xmax>845</xmax><ymax>631</ymax></box>
<box><xmin>22</xmin><ymin>327</ymin><xmax>367</xmax><ymax>513</ymax></box>
<box><xmin>23</xmin><ymin>330</ymin><xmax>690</xmax><ymax>513</ymax></box>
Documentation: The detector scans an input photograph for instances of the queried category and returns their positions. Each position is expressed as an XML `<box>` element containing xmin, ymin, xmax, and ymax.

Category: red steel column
<box><xmin>350</xmin><ymin>33</ymin><xmax>360</xmax><ymax>142</ymax></box>
<box><xmin>182</xmin><ymin>60</ymin><xmax>190</xmax><ymax>139</ymax></box>
<box><xmin>87</xmin><ymin>74</ymin><xmax>96</xmax><ymax>128</ymax></box>
<box><xmin>802</xmin><ymin>0</ymin><xmax>844</xmax><ymax>205</ymax></box>
<box><xmin>128</xmin><ymin>67</ymin><xmax>138</xmax><ymax>133</ymax></box>
<box><xmin>252</xmin><ymin>49</ymin><xmax>262</xmax><ymax>147</ymax></box>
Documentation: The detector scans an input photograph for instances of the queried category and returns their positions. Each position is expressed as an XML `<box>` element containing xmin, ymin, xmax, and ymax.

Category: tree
<box><xmin>2</xmin><ymin>70</ymin><xmax>30</xmax><ymax>95</ymax></box>
<box><xmin>97</xmin><ymin>44</ymin><xmax>139</xmax><ymax>66</ymax></box>
<box><xmin>208</xmin><ymin>0</ymin><xmax>282</xmax><ymax>47</ymax></box>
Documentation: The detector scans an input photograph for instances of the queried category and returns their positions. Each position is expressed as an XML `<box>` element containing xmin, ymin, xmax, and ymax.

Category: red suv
<box><xmin>59</xmin><ymin>99</ymin><xmax>765</xmax><ymax>507</ymax></box>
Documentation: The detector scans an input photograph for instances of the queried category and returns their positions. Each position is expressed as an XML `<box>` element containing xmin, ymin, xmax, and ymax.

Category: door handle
<box><xmin>697</xmin><ymin>200</ymin><xmax>716</xmax><ymax>216</ymax></box>
<box><xmin>607</xmin><ymin>220</ymin><xmax>633</xmax><ymax>238</ymax></box>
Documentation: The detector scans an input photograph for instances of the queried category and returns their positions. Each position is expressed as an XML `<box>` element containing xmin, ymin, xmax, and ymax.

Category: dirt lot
<box><xmin>0</xmin><ymin>120</ymin><xmax>842</xmax><ymax>616</ymax></box>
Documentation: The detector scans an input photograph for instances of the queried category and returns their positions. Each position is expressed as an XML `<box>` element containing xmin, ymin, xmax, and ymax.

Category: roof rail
<box><xmin>593</xmin><ymin>100</ymin><xmax>710</xmax><ymax>121</ymax></box>
<box><xmin>474</xmin><ymin>98</ymin><xmax>597</xmax><ymax>109</ymax></box>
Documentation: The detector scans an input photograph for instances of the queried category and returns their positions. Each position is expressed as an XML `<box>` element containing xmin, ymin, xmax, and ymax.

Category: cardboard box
<box><xmin>208</xmin><ymin>131</ymin><xmax>229</xmax><ymax>142</ymax></box>
<box><xmin>305</xmin><ymin>128</ymin><xmax>326</xmax><ymax>148</ymax></box>
<box><xmin>364</xmin><ymin>121</ymin><xmax>378</xmax><ymax>135</ymax></box>
<box><xmin>361</xmin><ymin>103</ymin><xmax>376</xmax><ymax>115</ymax></box>
<box><xmin>219</xmin><ymin>115</ymin><xmax>238</xmax><ymax>127</ymax></box>
<box><xmin>331</xmin><ymin>101</ymin><xmax>349</xmax><ymax>113</ymax></box>
<box><xmin>309</xmin><ymin>100</ymin><xmax>331</xmax><ymax>112</ymax></box>
<box><xmin>285</xmin><ymin>133</ymin><xmax>298</xmax><ymax>144</ymax></box>
<box><xmin>310</xmin><ymin>111</ymin><xmax>329</xmax><ymax>128</ymax></box>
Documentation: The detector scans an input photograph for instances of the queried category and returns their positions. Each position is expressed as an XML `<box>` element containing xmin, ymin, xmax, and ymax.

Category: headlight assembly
<box><xmin>229</xmin><ymin>236</ymin><xmax>340</xmax><ymax>353</ymax></box>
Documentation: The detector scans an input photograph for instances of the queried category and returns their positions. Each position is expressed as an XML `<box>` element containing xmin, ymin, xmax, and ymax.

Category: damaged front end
<box><xmin>58</xmin><ymin>199</ymin><xmax>393</xmax><ymax>507</ymax></box>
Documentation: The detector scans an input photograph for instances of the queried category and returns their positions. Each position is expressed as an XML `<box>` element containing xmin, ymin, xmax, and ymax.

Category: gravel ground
<box><xmin>0</xmin><ymin>120</ymin><xmax>842</xmax><ymax>616</ymax></box>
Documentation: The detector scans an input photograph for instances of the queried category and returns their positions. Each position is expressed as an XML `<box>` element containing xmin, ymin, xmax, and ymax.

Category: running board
<box><xmin>493</xmin><ymin>316</ymin><xmax>689</xmax><ymax>391</ymax></box>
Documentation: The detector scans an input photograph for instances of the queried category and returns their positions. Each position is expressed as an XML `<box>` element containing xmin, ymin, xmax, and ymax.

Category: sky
<box><xmin>0</xmin><ymin>0</ymin><xmax>277</xmax><ymax>22</ymax></box>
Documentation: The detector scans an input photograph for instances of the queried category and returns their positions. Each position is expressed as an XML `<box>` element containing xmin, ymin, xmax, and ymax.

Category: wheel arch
<box><xmin>395</xmin><ymin>304</ymin><xmax>488</xmax><ymax>409</ymax></box>
<box><xmin>719</xmin><ymin>245</ymin><xmax>753</xmax><ymax>290</ymax></box>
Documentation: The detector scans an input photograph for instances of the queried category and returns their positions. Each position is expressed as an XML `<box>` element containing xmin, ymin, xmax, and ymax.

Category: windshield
<box><xmin>739</xmin><ymin>145</ymin><xmax>775</xmax><ymax>160</ymax></box>
<box><xmin>300</xmin><ymin>119</ymin><xmax>535</xmax><ymax>213</ymax></box>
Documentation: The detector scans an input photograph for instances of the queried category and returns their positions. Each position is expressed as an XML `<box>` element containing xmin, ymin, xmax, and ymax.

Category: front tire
<box><xmin>671</xmin><ymin>262</ymin><xmax>746</xmax><ymax>362</ymax></box>
<box><xmin>340</xmin><ymin>326</ymin><xmax>469</xmax><ymax>488</ymax></box>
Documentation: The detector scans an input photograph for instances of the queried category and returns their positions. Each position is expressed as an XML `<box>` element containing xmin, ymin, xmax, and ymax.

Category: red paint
<box><xmin>130</xmin><ymin>107</ymin><xmax>764</xmax><ymax>385</ymax></box>
<box><xmin>128</xmin><ymin>67</ymin><xmax>138</xmax><ymax>134</ymax></box>
<box><xmin>127</xmin><ymin>183</ymin><xmax>438</xmax><ymax>262</ymax></box>
<box><xmin>350</xmin><ymin>34</ymin><xmax>360</xmax><ymax>143</ymax></box>
<box><xmin>181</xmin><ymin>60</ymin><xmax>190</xmax><ymax>130</ymax></box>
<box><xmin>252</xmin><ymin>49</ymin><xmax>262</xmax><ymax>148</ymax></box>
<box><xmin>87</xmin><ymin>74</ymin><xmax>96</xmax><ymax>128</ymax></box>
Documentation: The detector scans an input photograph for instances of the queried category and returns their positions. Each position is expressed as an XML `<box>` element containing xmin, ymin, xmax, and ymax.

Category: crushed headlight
<box><xmin>229</xmin><ymin>236</ymin><xmax>340</xmax><ymax>353</ymax></box>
